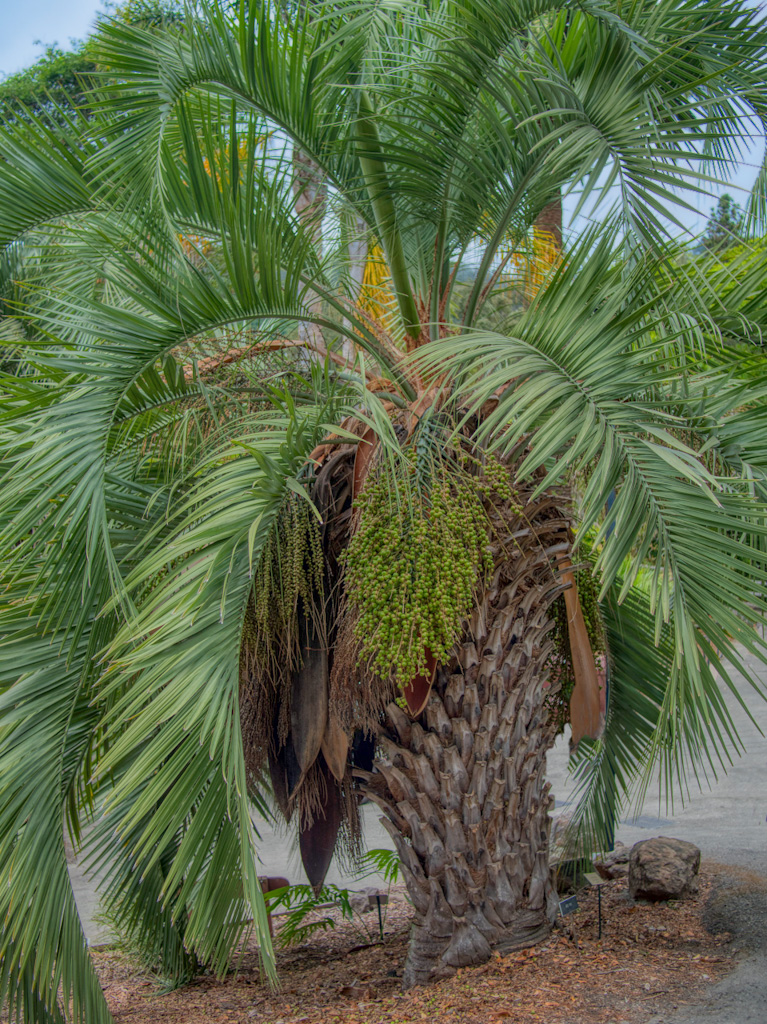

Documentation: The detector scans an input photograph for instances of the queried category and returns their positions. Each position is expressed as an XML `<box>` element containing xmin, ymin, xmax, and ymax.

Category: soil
<box><xmin>91</xmin><ymin>866</ymin><xmax>737</xmax><ymax>1024</ymax></box>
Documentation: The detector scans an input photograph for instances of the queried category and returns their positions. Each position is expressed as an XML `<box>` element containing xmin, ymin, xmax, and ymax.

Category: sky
<box><xmin>0</xmin><ymin>0</ymin><xmax>103</xmax><ymax>78</ymax></box>
<box><xmin>0</xmin><ymin>0</ymin><xmax>764</xmax><ymax>240</ymax></box>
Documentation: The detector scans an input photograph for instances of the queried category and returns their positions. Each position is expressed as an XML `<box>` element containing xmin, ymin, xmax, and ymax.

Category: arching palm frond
<box><xmin>561</xmin><ymin>570</ymin><xmax>671</xmax><ymax>858</ymax></box>
<box><xmin>91</xmin><ymin>383</ymin><xmax>355</xmax><ymax>977</ymax></box>
<box><xmin>412</xmin><ymin>233</ymin><xmax>767</xmax><ymax>784</ymax></box>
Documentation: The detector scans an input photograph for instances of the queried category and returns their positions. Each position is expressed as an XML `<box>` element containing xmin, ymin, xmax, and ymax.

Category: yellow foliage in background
<box><xmin>498</xmin><ymin>227</ymin><xmax>561</xmax><ymax>302</ymax></box>
<box><xmin>201</xmin><ymin>134</ymin><xmax>271</xmax><ymax>185</ymax></box>
<box><xmin>180</xmin><ymin>135</ymin><xmax>270</xmax><ymax>261</ymax></box>
<box><xmin>356</xmin><ymin>228</ymin><xmax>561</xmax><ymax>339</ymax></box>
<box><xmin>356</xmin><ymin>244</ymin><xmax>399</xmax><ymax>332</ymax></box>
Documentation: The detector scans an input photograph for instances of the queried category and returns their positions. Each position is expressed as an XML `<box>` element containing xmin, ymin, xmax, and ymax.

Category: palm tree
<box><xmin>3</xmin><ymin>0</ymin><xmax>767</xmax><ymax>1015</ymax></box>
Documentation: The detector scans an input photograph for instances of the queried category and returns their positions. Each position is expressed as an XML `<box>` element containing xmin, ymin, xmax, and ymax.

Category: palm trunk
<box><xmin>363</xmin><ymin>489</ymin><xmax>569</xmax><ymax>986</ymax></box>
<box><xmin>534</xmin><ymin>193</ymin><xmax>563</xmax><ymax>248</ymax></box>
<box><xmin>293</xmin><ymin>147</ymin><xmax>327</xmax><ymax>352</ymax></box>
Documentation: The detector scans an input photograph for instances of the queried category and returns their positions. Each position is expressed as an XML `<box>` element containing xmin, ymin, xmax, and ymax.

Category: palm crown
<box><xmin>3</xmin><ymin>0</ymin><xmax>767</xmax><ymax>1017</ymax></box>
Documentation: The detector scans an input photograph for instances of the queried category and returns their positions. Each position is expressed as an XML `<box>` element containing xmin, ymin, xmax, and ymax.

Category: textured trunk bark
<box><xmin>343</xmin><ymin>216</ymin><xmax>369</xmax><ymax>364</ymax></box>
<box><xmin>361</xmin><ymin>488</ymin><xmax>569</xmax><ymax>986</ymax></box>
<box><xmin>534</xmin><ymin>193</ymin><xmax>563</xmax><ymax>248</ymax></box>
<box><xmin>293</xmin><ymin>148</ymin><xmax>327</xmax><ymax>352</ymax></box>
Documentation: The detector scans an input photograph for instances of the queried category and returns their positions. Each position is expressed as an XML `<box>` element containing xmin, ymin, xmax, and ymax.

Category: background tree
<box><xmin>0</xmin><ymin>44</ymin><xmax>97</xmax><ymax>120</ymax></box>
<box><xmin>0</xmin><ymin>0</ymin><xmax>181</xmax><ymax>121</ymax></box>
<box><xmin>703</xmin><ymin>193</ymin><xmax>746</xmax><ymax>252</ymax></box>
<box><xmin>3</xmin><ymin>1</ymin><xmax>767</xmax><ymax>1019</ymax></box>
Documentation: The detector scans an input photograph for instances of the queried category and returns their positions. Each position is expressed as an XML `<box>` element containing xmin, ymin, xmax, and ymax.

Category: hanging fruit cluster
<box><xmin>242</xmin><ymin>490</ymin><xmax>325</xmax><ymax>692</ymax></box>
<box><xmin>341</xmin><ymin>437</ymin><xmax>497</xmax><ymax>686</ymax></box>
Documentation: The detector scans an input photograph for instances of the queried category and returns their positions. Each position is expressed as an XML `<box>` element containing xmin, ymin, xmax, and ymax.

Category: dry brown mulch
<box><xmin>92</xmin><ymin>866</ymin><xmax>734</xmax><ymax>1024</ymax></box>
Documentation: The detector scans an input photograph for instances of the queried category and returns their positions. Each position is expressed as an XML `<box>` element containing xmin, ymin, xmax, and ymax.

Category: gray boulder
<box><xmin>629</xmin><ymin>837</ymin><xmax>701</xmax><ymax>901</ymax></box>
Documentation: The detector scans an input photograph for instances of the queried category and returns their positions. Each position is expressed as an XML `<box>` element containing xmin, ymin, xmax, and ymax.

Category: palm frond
<box><xmin>0</xmin><ymin>104</ymin><xmax>97</xmax><ymax>252</ymax></box>
<box><xmin>0</xmin><ymin>635</ymin><xmax>114</xmax><ymax>1024</ymax></box>
<box><xmin>412</xmin><ymin>232</ymin><xmax>767</xmax><ymax>781</ymax></box>
<box><xmin>86</xmin><ymin>383</ymin><xmax>354</xmax><ymax>982</ymax></box>
<box><xmin>565</xmin><ymin>571</ymin><xmax>671</xmax><ymax>855</ymax></box>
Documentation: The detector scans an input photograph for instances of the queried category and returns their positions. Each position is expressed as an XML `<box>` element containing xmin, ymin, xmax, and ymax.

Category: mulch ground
<box><xmin>92</xmin><ymin>866</ymin><xmax>735</xmax><ymax>1024</ymax></box>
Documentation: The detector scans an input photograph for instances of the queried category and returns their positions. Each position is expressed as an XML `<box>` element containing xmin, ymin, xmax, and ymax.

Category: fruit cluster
<box><xmin>244</xmin><ymin>490</ymin><xmax>325</xmax><ymax>686</ymax></box>
<box><xmin>342</xmin><ymin>442</ymin><xmax>495</xmax><ymax>686</ymax></box>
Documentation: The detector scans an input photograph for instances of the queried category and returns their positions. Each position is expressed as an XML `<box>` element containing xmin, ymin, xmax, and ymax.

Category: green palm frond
<box><xmin>0</xmin><ymin>633</ymin><xmax>115</xmax><ymax>1024</ymax></box>
<box><xmin>88</xmin><ymin>800</ymin><xmax>201</xmax><ymax>987</ymax></box>
<box><xmin>0</xmin><ymin>950</ymin><xmax>68</xmax><ymax>1024</ymax></box>
<box><xmin>412</xmin><ymin>233</ymin><xmax>767</xmax><ymax>780</ymax></box>
<box><xmin>85</xmin><ymin>0</ymin><xmax>767</xmax><ymax>330</ymax></box>
<box><xmin>88</xmin><ymin>383</ymin><xmax>354</xmax><ymax>980</ymax></box>
<box><xmin>565</xmin><ymin>571</ymin><xmax>673</xmax><ymax>855</ymax></box>
<box><xmin>90</xmin><ymin>2</ymin><xmax>352</xmax><ymax>213</ymax></box>
<box><xmin>567</xmin><ymin>554</ymin><xmax>754</xmax><ymax>856</ymax></box>
<box><xmin>0</xmin><ymin>104</ymin><xmax>97</xmax><ymax>252</ymax></box>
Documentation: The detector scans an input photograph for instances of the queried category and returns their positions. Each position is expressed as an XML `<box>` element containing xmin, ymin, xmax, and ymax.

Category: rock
<box><xmin>629</xmin><ymin>837</ymin><xmax>701</xmax><ymax>901</ymax></box>
<box><xmin>349</xmin><ymin>887</ymin><xmax>389</xmax><ymax>915</ymax></box>
<box><xmin>593</xmin><ymin>839</ymin><xmax>626</xmax><ymax>880</ymax></box>
<box><xmin>594</xmin><ymin>841</ymin><xmax>630</xmax><ymax>880</ymax></box>
<box><xmin>349</xmin><ymin>892</ymin><xmax>371</xmax><ymax>914</ymax></box>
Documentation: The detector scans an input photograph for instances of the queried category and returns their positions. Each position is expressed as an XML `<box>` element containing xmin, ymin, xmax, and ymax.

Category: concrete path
<box><xmin>547</xmin><ymin>654</ymin><xmax>767</xmax><ymax>877</ymax></box>
<box><xmin>68</xmin><ymin>649</ymin><xmax>767</xmax><ymax>1024</ymax></box>
<box><xmin>643</xmin><ymin>865</ymin><xmax>767</xmax><ymax>1024</ymax></box>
